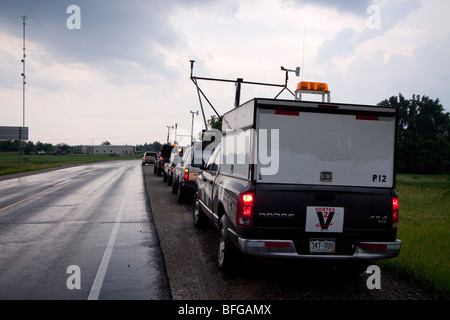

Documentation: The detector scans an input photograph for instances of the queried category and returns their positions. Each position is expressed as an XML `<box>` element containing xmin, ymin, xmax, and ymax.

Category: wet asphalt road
<box><xmin>0</xmin><ymin>160</ymin><xmax>170</xmax><ymax>300</ymax></box>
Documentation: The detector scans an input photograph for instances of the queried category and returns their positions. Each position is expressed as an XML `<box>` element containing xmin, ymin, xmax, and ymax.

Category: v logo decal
<box><xmin>316</xmin><ymin>211</ymin><xmax>335</xmax><ymax>230</ymax></box>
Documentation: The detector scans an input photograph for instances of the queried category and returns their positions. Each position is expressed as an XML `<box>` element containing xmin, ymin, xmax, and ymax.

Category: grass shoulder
<box><xmin>379</xmin><ymin>174</ymin><xmax>449</xmax><ymax>299</ymax></box>
<box><xmin>0</xmin><ymin>152</ymin><xmax>141</xmax><ymax>176</ymax></box>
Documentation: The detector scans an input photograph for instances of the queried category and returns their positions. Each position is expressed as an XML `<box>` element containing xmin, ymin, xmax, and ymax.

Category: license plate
<box><xmin>310</xmin><ymin>239</ymin><xmax>336</xmax><ymax>253</ymax></box>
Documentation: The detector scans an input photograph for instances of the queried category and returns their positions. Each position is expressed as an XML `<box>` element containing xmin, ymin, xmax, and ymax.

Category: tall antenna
<box><xmin>21</xmin><ymin>15</ymin><xmax>27</xmax><ymax>127</ymax></box>
<box><xmin>301</xmin><ymin>25</ymin><xmax>306</xmax><ymax>81</ymax></box>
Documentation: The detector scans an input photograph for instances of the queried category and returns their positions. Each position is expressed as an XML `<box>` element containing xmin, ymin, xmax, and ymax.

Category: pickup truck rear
<box><xmin>194</xmin><ymin>97</ymin><xmax>401</xmax><ymax>274</ymax></box>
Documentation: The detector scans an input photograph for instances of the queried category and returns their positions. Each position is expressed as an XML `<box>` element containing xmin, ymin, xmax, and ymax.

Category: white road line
<box><xmin>87</xmin><ymin>166</ymin><xmax>135</xmax><ymax>300</ymax></box>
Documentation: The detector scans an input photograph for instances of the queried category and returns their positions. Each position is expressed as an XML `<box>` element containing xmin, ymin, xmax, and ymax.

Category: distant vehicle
<box><xmin>163</xmin><ymin>147</ymin><xmax>183</xmax><ymax>186</ymax></box>
<box><xmin>37</xmin><ymin>150</ymin><xmax>46</xmax><ymax>155</ymax></box>
<box><xmin>154</xmin><ymin>144</ymin><xmax>175</xmax><ymax>176</ymax></box>
<box><xmin>142</xmin><ymin>151</ymin><xmax>157</xmax><ymax>165</ymax></box>
<box><xmin>172</xmin><ymin>142</ymin><xmax>213</xmax><ymax>202</ymax></box>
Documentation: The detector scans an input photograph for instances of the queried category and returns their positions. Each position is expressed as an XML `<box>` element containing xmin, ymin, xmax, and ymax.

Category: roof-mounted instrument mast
<box><xmin>189</xmin><ymin>60</ymin><xmax>300</xmax><ymax>130</ymax></box>
<box><xmin>275</xmin><ymin>66</ymin><xmax>300</xmax><ymax>98</ymax></box>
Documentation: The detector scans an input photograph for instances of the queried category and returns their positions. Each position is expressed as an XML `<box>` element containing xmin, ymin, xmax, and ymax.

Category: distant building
<box><xmin>82</xmin><ymin>145</ymin><xmax>135</xmax><ymax>155</ymax></box>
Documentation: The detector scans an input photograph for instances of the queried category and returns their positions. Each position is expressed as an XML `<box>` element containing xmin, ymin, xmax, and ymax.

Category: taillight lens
<box><xmin>184</xmin><ymin>168</ymin><xmax>189</xmax><ymax>180</ymax></box>
<box><xmin>392</xmin><ymin>196</ymin><xmax>399</xmax><ymax>229</ymax></box>
<box><xmin>237</xmin><ymin>192</ymin><xmax>254</xmax><ymax>226</ymax></box>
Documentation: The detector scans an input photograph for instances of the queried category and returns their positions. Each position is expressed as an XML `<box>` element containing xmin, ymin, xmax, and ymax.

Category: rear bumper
<box><xmin>181</xmin><ymin>180</ymin><xmax>197</xmax><ymax>189</ymax></box>
<box><xmin>237</xmin><ymin>238</ymin><xmax>401</xmax><ymax>260</ymax></box>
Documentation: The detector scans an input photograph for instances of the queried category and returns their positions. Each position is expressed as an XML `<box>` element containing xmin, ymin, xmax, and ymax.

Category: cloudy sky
<box><xmin>0</xmin><ymin>0</ymin><xmax>449</xmax><ymax>146</ymax></box>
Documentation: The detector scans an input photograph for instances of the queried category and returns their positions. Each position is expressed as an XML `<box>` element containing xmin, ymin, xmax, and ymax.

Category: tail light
<box><xmin>184</xmin><ymin>168</ymin><xmax>189</xmax><ymax>180</ymax></box>
<box><xmin>392</xmin><ymin>196</ymin><xmax>399</xmax><ymax>229</ymax></box>
<box><xmin>237</xmin><ymin>192</ymin><xmax>254</xmax><ymax>226</ymax></box>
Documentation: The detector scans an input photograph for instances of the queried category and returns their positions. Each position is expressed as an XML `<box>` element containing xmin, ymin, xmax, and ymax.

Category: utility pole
<box><xmin>175</xmin><ymin>123</ymin><xmax>178</xmax><ymax>144</ymax></box>
<box><xmin>190</xmin><ymin>110</ymin><xmax>198</xmax><ymax>145</ymax></box>
<box><xmin>166</xmin><ymin>126</ymin><xmax>172</xmax><ymax>143</ymax></box>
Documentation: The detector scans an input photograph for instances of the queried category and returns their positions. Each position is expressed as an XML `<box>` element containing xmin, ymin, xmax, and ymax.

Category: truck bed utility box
<box><xmin>222</xmin><ymin>98</ymin><xmax>397</xmax><ymax>188</ymax></box>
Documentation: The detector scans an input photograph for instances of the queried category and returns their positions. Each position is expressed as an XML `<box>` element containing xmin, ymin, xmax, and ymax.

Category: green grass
<box><xmin>379</xmin><ymin>174</ymin><xmax>450</xmax><ymax>298</ymax></box>
<box><xmin>0</xmin><ymin>152</ymin><xmax>141</xmax><ymax>176</ymax></box>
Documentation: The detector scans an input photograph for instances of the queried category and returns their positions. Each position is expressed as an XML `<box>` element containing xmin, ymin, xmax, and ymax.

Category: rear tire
<box><xmin>177</xmin><ymin>182</ymin><xmax>185</xmax><ymax>202</ymax></box>
<box><xmin>193</xmin><ymin>197</ymin><xmax>208</xmax><ymax>228</ymax></box>
<box><xmin>171</xmin><ymin>178</ymin><xmax>178</xmax><ymax>194</ymax></box>
<box><xmin>217</xmin><ymin>215</ymin><xmax>241</xmax><ymax>274</ymax></box>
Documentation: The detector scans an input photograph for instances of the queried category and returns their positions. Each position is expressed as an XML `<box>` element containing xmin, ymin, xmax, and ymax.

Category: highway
<box><xmin>0</xmin><ymin>160</ymin><xmax>170</xmax><ymax>300</ymax></box>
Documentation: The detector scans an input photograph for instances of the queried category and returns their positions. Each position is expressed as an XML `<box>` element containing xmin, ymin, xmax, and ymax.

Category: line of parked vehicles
<box><xmin>143</xmin><ymin>142</ymin><xmax>212</xmax><ymax>202</ymax></box>
<box><xmin>142</xmin><ymin>93</ymin><xmax>402</xmax><ymax>275</ymax></box>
